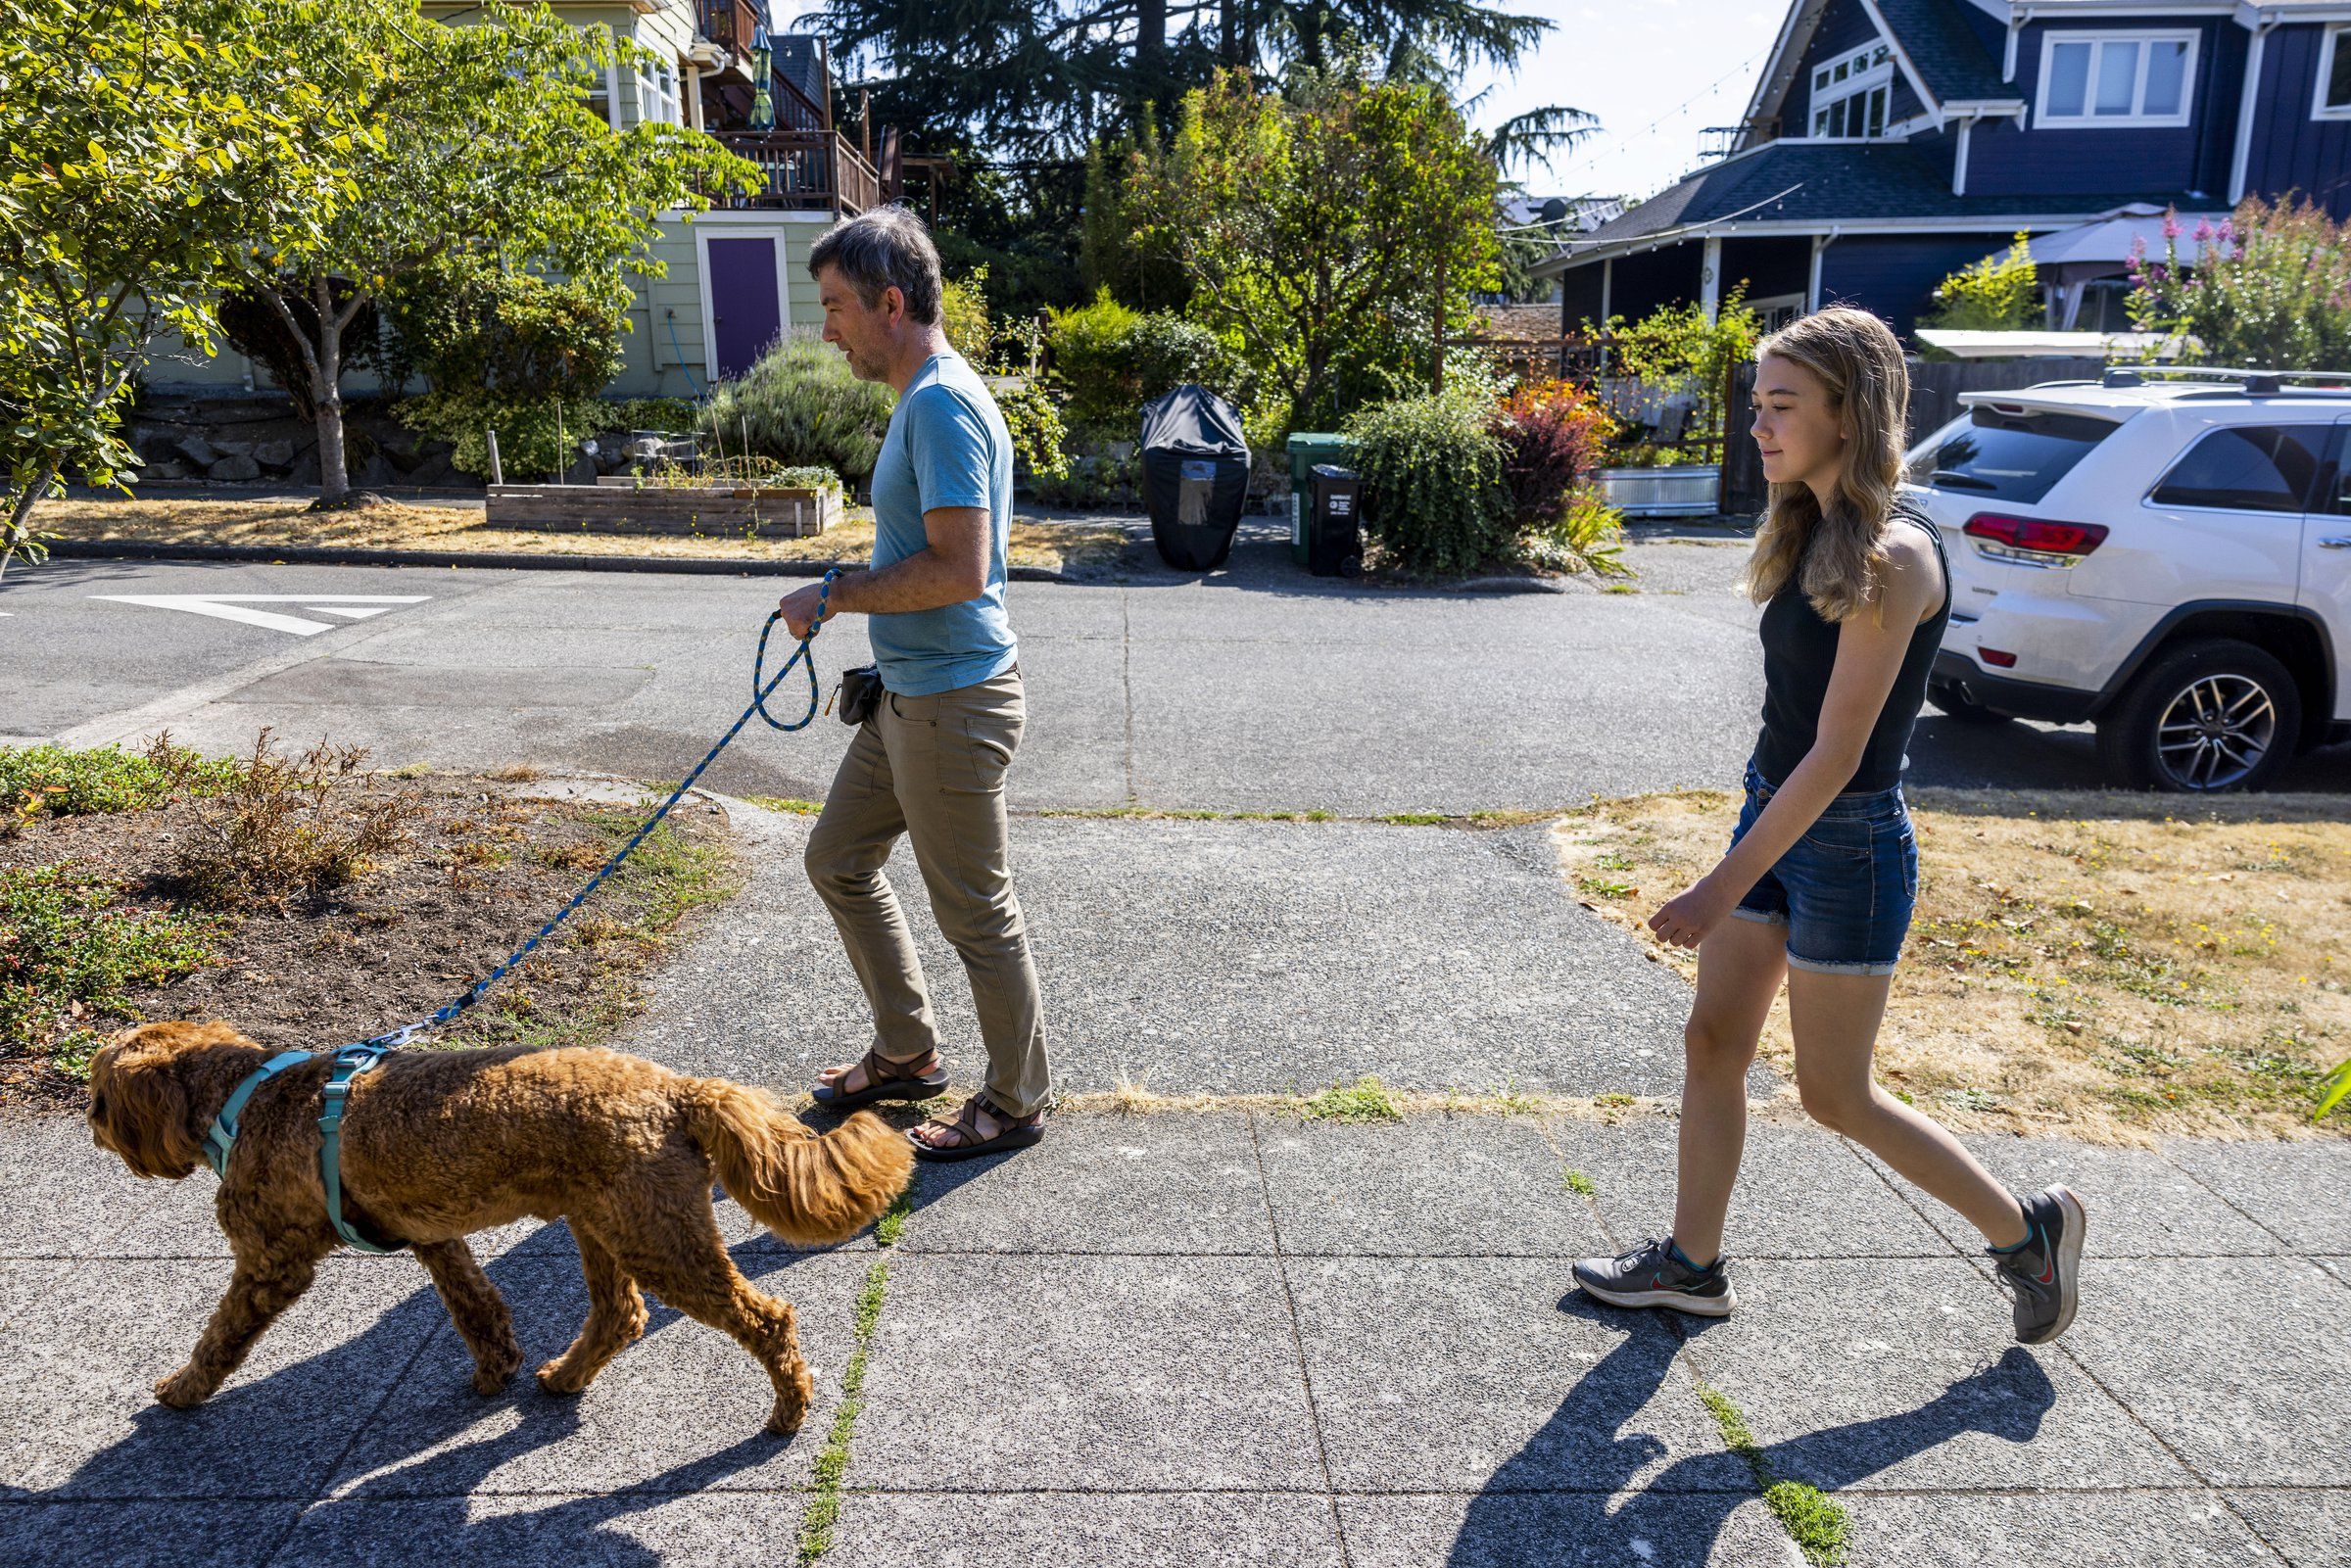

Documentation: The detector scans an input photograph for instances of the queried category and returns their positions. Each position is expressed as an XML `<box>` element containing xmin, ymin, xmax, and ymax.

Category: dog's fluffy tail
<box><xmin>685</xmin><ymin>1083</ymin><xmax>912</xmax><ymax>1246</ymax></box>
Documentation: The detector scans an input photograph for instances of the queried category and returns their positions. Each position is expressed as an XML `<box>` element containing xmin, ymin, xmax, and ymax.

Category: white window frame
<box><xmin>2035</xmin><ymin>29</ymin><xmax>2199</xmax><ymax>129</ymax></box>
<box><xmin>639</xmin><ymin>57</ymin><xmax>683</xmax><ymax>126</ymax></box>
<box><xmin>2316</xmin><ymin>24</ymin><xmax>2351</xmax><ymax>121</ymax></box>
<box><xmin>1808</xmin><ymin>40</ymin><xmax>1896</xmax><ymax>139</ymax></box>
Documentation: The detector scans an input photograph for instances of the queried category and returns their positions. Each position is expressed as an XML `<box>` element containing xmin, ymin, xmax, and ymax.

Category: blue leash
<box><xmin>203</xmin><ymin>572</ymin><xmax>842</xmax><ymax>1252</ymax></box>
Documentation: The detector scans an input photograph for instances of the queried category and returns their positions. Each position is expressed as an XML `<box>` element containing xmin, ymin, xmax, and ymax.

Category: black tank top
<box><xmin>1751</xmin><ymin>498</ymin><xmax>1950</xmax><ymax>794</ymax></box>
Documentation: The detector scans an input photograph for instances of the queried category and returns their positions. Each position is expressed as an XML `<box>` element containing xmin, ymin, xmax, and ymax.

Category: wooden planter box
<box><xmin>485</xmin><ymin>483</ymin><xmax>840</xmax><ymax>538</ymax></box>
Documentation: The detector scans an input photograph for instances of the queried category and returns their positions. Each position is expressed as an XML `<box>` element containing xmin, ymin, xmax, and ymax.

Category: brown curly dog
<box><xmin>87</xmin><ymin>1020</ymin><xmax>913</xmax><ymax>1436</ymax></box>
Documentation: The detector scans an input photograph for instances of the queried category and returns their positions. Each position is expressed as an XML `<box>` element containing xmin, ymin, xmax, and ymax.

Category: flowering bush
<box><xmin>2130</xmin><ymin>199</ymin><xmax>2351</xmax><ymax>369</ymax></box>
<box><xmin>1494</xmin><ymin>379</ymin><xmax>1613</xmax><ymax>531</ymax></box>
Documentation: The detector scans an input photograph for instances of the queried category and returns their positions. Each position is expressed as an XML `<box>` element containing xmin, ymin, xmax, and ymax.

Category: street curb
<box><xmin>42</xmin><ymin>538</ymin><xmax>1078</xmax><ymax>584</ymax></box>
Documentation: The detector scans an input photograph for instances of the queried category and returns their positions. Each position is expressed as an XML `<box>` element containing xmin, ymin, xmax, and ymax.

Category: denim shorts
<box><xmin>1727</xmin><ymin>761</ymin><xmax>1919</xmax><ymax>975</ymax></box>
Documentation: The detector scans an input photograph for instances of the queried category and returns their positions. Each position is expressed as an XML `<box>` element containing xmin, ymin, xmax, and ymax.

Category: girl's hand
<box><xmin>1649</xmin><ymin>876</ymin><xmax>1736</xmax><ymax>951</ymax></box>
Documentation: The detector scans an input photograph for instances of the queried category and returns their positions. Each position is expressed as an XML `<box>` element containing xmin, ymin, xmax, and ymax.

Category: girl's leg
<box><xmin>1669</xmin><ymin>916</ymin><xmax>1792</xmax><ymax>1266</ymax></box>
<box><xmin>1783</xmin><ymin>967</ymin><xmax>2029</xmax><ymax>1248</ymax></box>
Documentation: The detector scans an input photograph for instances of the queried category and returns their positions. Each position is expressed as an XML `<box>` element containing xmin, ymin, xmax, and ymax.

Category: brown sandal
<box><xmin>810</xmin><ymin>1048</ymin><xmax>948</xmax><ymax>1111</ymax></box>
<box><xmin>909</xmin><ymin>1092</ymin><xmax>1044</xmax><ymax>1163</ymax></box>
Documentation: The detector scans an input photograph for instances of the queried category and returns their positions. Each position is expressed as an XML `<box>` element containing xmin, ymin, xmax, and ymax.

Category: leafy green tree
<box><xmin>0</xmin><ymin>0</ymin><xmax>362</xmax><ymax>576</ymax></box>
<box><xmin>230</xmin><ymin>0</ymin><xmax>757</xmax><ymax>504</ymax></box>
<box><xmin>1128</xmin><ymin>70</ymin><xmax>1499</xmax><ymax>433</ymax></box>
<box><xmin>1922</xmin><ymin>232</ymin><xmax>2039</xmax><ymax>332</ymax></box>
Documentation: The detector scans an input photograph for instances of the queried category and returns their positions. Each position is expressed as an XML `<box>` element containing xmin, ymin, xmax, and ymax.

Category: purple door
<box><xmin>707</xmin><ymin>236</ymin><xmax>782</xmax><ymax>381</ymax></box>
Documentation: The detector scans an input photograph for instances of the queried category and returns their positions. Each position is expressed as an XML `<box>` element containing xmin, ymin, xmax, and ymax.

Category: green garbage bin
<box><xmin>1285</xmin><ymin>433</ymin><xmax>1352</xmax><ymax>566</ymax></box>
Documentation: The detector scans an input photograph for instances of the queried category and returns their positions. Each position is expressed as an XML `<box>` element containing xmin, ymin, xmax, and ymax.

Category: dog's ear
<box><xmin>89</xmin><ymin>1029</ymin><xmax>205</xmax><ymax>1180</ymax></box>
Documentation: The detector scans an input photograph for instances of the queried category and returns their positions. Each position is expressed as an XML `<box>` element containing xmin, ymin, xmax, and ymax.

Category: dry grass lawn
<box><xmin>33</xmin><ymin>498</ymin><xmax>1130</xmax><ymax>576</ymax></box>
<box><xmin>1553</xmin><ymin>788</ymin><xmax>2351</xmax><ymax>1143</ymax></box>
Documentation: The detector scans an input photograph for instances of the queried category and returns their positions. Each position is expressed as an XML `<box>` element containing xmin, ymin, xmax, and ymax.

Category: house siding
<box><xmin>1965</xmin><ymin>17</ymin><xmax>2241</xmax><ymax>200</ymax></box>
<box><xmin>1559</xmin><ymin>263</ymin><xmax>1607</xmax><ymax>330</ymax></box>
<box><xmin>2242</xmin><ymin>23</ymin><xmax>2351</xmax><ymax>218</ymax></box>
<box><xmin>1606</xmin><ymin>242</ymin><xmax>1707</xmax><ymax>322</ymax></box>
<box><xmin>1815</xmin><ymin>231</ymin><xmax>2014</xmax><ymax>337</ymax></box>
<box><xmin>1719</xmin><ymin>236</ymin><xmax>1813</xmax><ymax>303</ymax></box>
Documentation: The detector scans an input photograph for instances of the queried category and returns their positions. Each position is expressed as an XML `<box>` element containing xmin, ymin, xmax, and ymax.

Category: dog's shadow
<box><xmin>1</xmin><ymin>1221</ymin><xmax>837</xmax><ymax>1561</ymax></box>
<box><xmin>1442</xmin><ymin>1298</ymin><xmax>2058</xmax><ymax>1565</ymax></box>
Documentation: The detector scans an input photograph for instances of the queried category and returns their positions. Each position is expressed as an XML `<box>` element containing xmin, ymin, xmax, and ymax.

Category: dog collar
<box><xmin>202</xmin><ymin>1050</ymin><xmax>316</xmax><ymax>1179</ymax></box>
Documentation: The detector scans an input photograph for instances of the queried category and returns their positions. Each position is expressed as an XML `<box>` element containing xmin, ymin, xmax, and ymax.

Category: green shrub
<box><xmin>1520</xmin><ymin>490</ymin><xmax>1628</xmax><ymax>577</ymax></box>
<box><xmin>0</xmin><ymin>865</ymin><xmax>217</xmax><ymax>1071</ymax></box>
<box><xmin>399</xmin><ymin>392</ymin><xmax>698</xmax><ymax>479</ymax></box>
<box><xmin>385</xmin><ymin>263</ymin><xmax>631</xmax><ymax>400</ymax></box>
<box><xmin>707</xmin><ymin>330</ymin><xmax>896</xmax><ymax>482</ymax></box>
<box><xmin>1047</xmin><ymin>289</ymin><xmax>1243</xmax><ymax>440</ymax></box>
<box><xmin>1029</xmin><ymin>451</ymin><xmax>1139</xmax><ymax>509</ymax></box>
<box><xmin>993</xmin><ymin>379</ymin><xmax>1071</xmax><ymax>480</ymax></box>
<box><xmin>942</xmin><ymin>267</ymin><xmax>994</xmax><ymax>367</ymax></box>
<box><xmin>1923</xmin><ymin>232</ymin><xmax>2039</xmax><ymax>332</ymax></box>
<box><xmin>1605</xmin><ymin>286</ymin><xmax>1760</xmax><ymax>453</ymax></box>
<box><xmin>1343</xmin><ymin>389</ymin><xmax>1511</xmax><ymax>576</ymax></box>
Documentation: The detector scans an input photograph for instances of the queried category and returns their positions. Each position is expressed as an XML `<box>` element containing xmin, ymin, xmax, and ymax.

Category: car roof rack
<box><xmin>2098</xmin><ymin>365</ymin><xmax>2351</xmax><ymax>396</ymax></box>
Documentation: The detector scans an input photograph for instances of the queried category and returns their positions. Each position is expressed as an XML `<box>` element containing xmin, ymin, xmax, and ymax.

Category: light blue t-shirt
<box><xmin>865</xmin><ymin>352</ymin><xmax>1018</xmax><ymax>695</ymax></box>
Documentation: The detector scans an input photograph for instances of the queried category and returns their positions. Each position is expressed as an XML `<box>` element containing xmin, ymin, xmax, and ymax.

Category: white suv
<box><xmin>1905</xmin><ymin>367</ymin><xmax>2351</xmax><ymax>791</ymax></box>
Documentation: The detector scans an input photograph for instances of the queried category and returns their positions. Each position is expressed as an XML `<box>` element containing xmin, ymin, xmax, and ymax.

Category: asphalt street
<box><xmin>13</xmin><ymin>528</ymin><xmax>2350</xmax><ymax>804</ymax></box>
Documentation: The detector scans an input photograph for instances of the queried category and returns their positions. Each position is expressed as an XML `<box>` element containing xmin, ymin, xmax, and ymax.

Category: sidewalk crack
<box><xmin>1246</xmin><ymin>1110</ymin><xmax>1351</xmax><ymax>1568</ymax></box>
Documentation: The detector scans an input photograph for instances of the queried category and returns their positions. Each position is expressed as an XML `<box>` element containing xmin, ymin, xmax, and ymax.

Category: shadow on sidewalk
<box><xmin>1446</xmin><ymin>1298</ymin><xmax>2056</xmax><ymax>1566</ymax></box>
<box><xmin>1</xmin><ymin>1227</ymin><xmax>830</xmax><ymax>1561</ymax></box>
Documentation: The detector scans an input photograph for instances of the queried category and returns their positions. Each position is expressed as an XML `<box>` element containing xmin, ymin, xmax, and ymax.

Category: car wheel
<box><xmin>2095</xmin><ymin>639</ymin><xmax>2302</xmax><ymax>792</ymax></box>
<box><xmin>1926</xmin><ymin>678</ymin><xmax>2014</xmax><ymax>726</ymax></box>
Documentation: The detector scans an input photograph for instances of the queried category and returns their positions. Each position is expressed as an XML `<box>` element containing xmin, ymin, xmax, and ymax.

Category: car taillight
<box><xmin>1963</xmin><ymin>513</ymin><xmax>2108</xmax><ymax>557</ymax></box>
<box><xmin>1979</xmin><ymin>647</ymin><xmax>2019</xmax><ymax>668</ymax></box>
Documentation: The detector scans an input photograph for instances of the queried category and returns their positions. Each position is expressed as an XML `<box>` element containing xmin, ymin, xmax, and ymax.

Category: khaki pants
<box><xmin>803</xmin><ymin>668</ymin><xmax>1053</xmax><ymax>1117</ymax></box>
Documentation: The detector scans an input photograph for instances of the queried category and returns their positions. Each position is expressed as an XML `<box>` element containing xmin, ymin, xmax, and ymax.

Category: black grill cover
<box><xmin>1139</xmin><ymin>385</ymin><xmax>1251</xmax><ymax>571</ymax></box>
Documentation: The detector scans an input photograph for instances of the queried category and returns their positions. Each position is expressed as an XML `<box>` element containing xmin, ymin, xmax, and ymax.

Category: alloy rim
<box><xmin>2154</xmin><ymin>674</ymin><xmax>2275</xmax><ymax>789</ymax></box>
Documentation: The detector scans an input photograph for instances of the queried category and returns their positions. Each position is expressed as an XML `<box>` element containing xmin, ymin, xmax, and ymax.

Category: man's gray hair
<box><xmin>808</xmin><ymin>205</ymin><xmax>942</xmax><ymax>325</ymax></box>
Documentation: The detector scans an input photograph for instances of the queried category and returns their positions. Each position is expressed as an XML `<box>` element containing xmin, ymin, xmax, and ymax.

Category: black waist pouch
<box><xmin>837</xmin><ymin>664</ymin><xmax>885</xmax><ymax>726</ymax></box>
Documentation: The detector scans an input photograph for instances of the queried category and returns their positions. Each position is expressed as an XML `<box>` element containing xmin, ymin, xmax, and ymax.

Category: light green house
<box><xmin>148</xmin><ymin>0</ymin><xmax>887</xmax><ymax>402</ymax></box>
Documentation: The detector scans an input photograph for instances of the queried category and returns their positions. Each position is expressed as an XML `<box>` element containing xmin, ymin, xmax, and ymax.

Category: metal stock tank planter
<box><xmin>484</xmin><ymin>480</ymin><xmax>841</xmax><ymax>539</ymax></box>
<box><xmin>1597</xmin><ymin>463</ymin><xmax>1722</xmax><ymax>518</ymax></box>
<box><xmin>1140</xmin><ymin>384</ymin><xmax>1252</xmax><ymax>571</ymax></box>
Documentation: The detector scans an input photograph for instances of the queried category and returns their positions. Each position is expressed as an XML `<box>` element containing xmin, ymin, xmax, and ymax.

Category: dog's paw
<box><xmin>535</xmin><ymin>1358</ymin><xmax>588</xmax><ymax>1397</ymax></box>
<box><xmin>153</xmin><ymin>1369</ymin><xmax>211</xmax><ymax>1408</ymax></box>
<box><xmin>473</xmin><ymin>1362</ymin><xmax>519</xmax><ymax>1396</ymax></box>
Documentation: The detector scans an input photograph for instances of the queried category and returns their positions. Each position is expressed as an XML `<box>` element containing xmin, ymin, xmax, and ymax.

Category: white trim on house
<box><xmin>2316</xmin><ymin>23</ymin><xmax>2351</xmax><ymax>117</ymax></box>
<box><xmin>2231</xmin><ymin>14</ymin><xmax>2278</xmax><ymax>199</ymax></box>
<box><xmin>694</xmin><ymin>221</ymin><xmax>797</xmax><ymax>382</ymax></box>
<box><xmin>2033</xmin><ymin>27</ymin><xmax>2201</xmax><ymax>126</ymax></box>
<box><xmin>1853</xmin><ymin>0</ymin><xmax>1953</xmax><ymax>117</ymax></box>
<box><xmin>1538</xmin><ymin>212</ymin><xmax>2104</xmax><ymax>276</ymax></box>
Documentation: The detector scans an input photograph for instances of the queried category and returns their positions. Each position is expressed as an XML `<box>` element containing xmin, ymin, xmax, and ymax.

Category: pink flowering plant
<box><xmin>2129</xmin><ymin>198</ymin><xmax>2351</xmax><ymax>368</ymax></box>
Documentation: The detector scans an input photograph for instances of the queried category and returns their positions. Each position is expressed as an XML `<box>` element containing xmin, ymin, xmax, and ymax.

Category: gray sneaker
<box><xmin>1990</xmin><ymin>1185</ymin><xmax>2086</xmax><ymax>1345</ymax></box>
<box><xmin>1572</xmin><ymin>1236</ymin><xmax>1737</xmax><ymax>1317</ymax></box>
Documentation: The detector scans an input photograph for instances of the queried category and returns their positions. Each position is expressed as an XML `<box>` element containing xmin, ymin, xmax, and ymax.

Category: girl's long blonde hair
<box><xmin>1742</xmin><ymin>306</ymin><xmax>1911</xmax><ymax>623</ymax></box>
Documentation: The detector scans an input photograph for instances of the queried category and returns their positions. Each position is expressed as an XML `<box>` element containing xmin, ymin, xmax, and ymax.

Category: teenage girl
<box><xmin>1571</xmin><ymin>307</ymin><xmax>2085</xmax><ymax>1345</ymax></box>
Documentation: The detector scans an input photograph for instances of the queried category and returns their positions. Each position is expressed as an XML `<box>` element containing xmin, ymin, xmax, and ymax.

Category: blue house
<box><xmin>1535</xmin><ymin>0</ymin><xmax>2351</xmax><ymax>338</ymax></box>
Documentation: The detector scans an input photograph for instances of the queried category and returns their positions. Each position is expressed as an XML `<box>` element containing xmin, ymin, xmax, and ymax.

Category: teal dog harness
<box><xmin>202</xmin><ymin>1043</ymin><xmax>404</xmax><ymax>1255</ymax></box>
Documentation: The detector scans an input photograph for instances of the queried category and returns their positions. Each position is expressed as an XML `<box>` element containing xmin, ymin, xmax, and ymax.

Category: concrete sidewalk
<box><xmin>3</xmin><ymin>1104</ymin><xmax>2343</xmax><ymax>1566</ymax></box>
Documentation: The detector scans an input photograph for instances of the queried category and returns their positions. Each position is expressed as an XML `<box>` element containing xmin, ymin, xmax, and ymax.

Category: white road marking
<box><xmin>90</xmin><ymin>594</ymin><xmax>430</xmax><ymax>638</ymax></box>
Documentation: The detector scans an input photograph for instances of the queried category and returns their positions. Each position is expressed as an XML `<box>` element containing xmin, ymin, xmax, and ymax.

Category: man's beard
<box><xmin>844</xmin><ymin>344</ymin><xmax>888</xmax><ymax>382</ymax></box>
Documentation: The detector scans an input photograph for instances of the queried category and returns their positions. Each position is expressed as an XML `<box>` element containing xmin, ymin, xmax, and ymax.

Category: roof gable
<box><xmin>1747</xmin><ymin>0</ymin><xmax>2018</xmax><ymax>139</ymax></box>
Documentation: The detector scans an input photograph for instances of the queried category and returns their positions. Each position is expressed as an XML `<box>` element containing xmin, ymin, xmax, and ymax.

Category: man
<box><xmin>778</xmin><ymin>205</ymin><xmax>1052</xmax><ymax>1162</ymax></box>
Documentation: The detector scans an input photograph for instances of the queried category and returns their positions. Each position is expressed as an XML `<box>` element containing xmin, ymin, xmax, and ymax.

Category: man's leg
<box><xmin>885</xmin><ymin>673</ymin><xmax>1052</xmax><ymax>1122</ymax></box>
<box><xmin>805</xmin><ymin>710</ymin><xmax>941</xmax><ymax>1067</ymax></box>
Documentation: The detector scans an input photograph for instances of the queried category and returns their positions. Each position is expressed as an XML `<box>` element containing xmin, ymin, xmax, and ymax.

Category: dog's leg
<box><xmin>536</xmin><ymin>1225</ymin><xmax>648</xmax><ymax>1397</ymax></box>
<box><xmin>413</xmin><ymin>1239</ymin><xmax>523</xmax><ymax>1396</ymax></box>
<box><xmin>603</xmin><ymin>1200</ymin><xmax>812</xmax><ymax>1436</ymax></box>
<box><xmin>156</xmin><ymin>1253</ymin><xmax>319</xmax><ymax>1408</ymax></box>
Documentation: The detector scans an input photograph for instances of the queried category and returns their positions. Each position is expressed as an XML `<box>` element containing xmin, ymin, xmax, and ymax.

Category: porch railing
<box><xmin>700</xmin><ymin>0</ymin><xmax>761</xmax><ymax>59</ymax></box>
<box><xmin>713</xmin><ymin>129</ymin><xmax>882</xmax><ymax>216</ymax></box>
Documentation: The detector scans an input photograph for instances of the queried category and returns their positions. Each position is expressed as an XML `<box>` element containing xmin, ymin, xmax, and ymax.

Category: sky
<box><xmin>770</xmin><ymin>0</ymin><xmax>1792</xmax><ymax>203</ymax></box>
<box><xmin>1458</xmin><ymin>0</ymin><xmax>1793</xmax><ymax>202</ymax></box>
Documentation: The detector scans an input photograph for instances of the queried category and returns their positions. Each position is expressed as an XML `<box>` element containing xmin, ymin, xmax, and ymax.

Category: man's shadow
<box><xmin>1</xmin><ymin>1223</ymin><xmax>837</xmax><ymax>1564</ymax></box>
<box><xmin>1444</xmin><ymin>1297</ymin><xmax>2056</xmax><ymax>1567</ymax></box>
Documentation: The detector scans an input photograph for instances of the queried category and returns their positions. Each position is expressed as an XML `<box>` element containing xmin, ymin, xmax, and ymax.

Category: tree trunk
<box><xmin>0</xmin><ymin>462</ymin><xmax>58</xmax><ymax>583</ymax></box>
<box><xmin>1301</xmin><ymin>0</ymin><xmax>1327</xmax><ymax>70</ymax></box>
<box><xmin>312</xmin><ymin>306</ymin><xmax>350</xmax><ymax>504</ymax></box>
<box><xmin>1137</xmin><ymin>0</ymin><xmax>1167</xmax><ymax>92</ymax></box>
